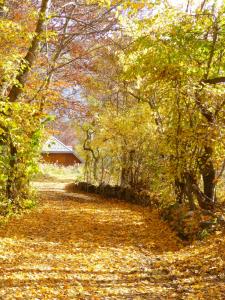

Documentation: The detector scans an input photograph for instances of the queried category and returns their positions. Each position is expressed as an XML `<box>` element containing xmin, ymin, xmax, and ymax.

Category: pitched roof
<box><xmin>42</xmin><ymin>136</ymin><xmax>83</xmax><ymax>162</ymax></box>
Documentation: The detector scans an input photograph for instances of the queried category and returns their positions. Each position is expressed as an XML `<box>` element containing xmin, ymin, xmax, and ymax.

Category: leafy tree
<box><xmin>0</xmin><ymin>0</ymin><xmax>117</xmax><ymax>213</ymax></box>
<box><xmin>80</xmin><ymin>0</ymin><xmax>225</xmax><ymax>210</ymax></box>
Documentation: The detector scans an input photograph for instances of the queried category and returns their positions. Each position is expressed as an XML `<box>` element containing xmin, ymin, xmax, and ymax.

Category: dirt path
<box><xmin>0</xmin><ymin>183</ymin><xmax>224</xmax><ymax>299</ymax></box>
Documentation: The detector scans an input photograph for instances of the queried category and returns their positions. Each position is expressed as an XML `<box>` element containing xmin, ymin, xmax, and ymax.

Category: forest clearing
<box><xmin>0</xmin><ymin>180</ymin><xmax>224</xmax><ymax>299</ymax></box>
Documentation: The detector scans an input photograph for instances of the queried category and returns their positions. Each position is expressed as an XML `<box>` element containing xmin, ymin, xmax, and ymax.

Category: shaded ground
<box><xmin>0</xmin><ymin>182</ymin><xmax>224</xmax><ymax>299</ymax></box>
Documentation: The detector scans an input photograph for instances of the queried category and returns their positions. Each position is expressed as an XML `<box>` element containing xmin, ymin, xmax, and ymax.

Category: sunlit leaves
<box><xmin>80</xmin><ymin>0</ymin><xmax>225</xmax><ymax>208</ymax></box>
<box><xmin>0</xmin><ymin>101</ymin><xmax>44</xmax><ymax>212</ymax></box>
<box><xmin>0</xmin><ymin>184</ymin><xmax>224</xmax><ymax>298</ymax></box>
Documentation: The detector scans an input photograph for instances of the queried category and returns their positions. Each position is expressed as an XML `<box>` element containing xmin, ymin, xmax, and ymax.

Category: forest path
<box><xmin>0</xmin><ymin>182</ymin><xmax>224</xmax><ymax>299</ymax></box>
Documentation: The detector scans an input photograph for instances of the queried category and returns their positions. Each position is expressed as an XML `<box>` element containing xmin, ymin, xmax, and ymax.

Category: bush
<box><xmin>162</xmin><ymin>203</ymin><xmax>224</xmax><ymax>241</ymax></box>
<box><xmin>0</xmin><ymin>102</ymin><xmax>43</xmax><ymax>215</ymax></box>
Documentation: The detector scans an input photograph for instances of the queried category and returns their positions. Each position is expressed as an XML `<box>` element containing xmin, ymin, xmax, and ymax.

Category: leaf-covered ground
<box><xmin>0</xmin><ymin>183</ymin><xmax>224</xmax><ymax>299</ymax></box>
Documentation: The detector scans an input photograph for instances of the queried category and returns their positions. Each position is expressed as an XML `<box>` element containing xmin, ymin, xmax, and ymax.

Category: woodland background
<box><xmin>0</xmin><ymin>0</ymin><xmax>225</xmax><ymax>238</ymax></box>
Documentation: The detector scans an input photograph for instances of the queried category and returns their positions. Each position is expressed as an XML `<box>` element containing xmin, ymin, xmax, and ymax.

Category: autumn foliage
<box><xmin>0</xmin><ymin>1</ymin><xmax>225</xmax><ymax>298</ymax></box>
<box><xmin>0</xmin><ymin>0</ymin><xmax>116</xmax><ymax>212</ymax></box>
<box><xmin>78</xmin><ymin>0</ymin><xmax>225</xmax><ymax>214</ymax></box>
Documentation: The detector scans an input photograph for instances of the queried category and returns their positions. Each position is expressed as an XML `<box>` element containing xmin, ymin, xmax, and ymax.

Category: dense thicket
<box><xmin>79</xmin><ymin>0</ymin><xmax>225</xmax><ymax>211</ymax></box>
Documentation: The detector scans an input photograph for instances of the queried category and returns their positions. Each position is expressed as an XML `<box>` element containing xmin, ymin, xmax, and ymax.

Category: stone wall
<box><xmin>65</xmin><ymin>182</ymin><xmax>155</xmax><ymax>207</ymax></box>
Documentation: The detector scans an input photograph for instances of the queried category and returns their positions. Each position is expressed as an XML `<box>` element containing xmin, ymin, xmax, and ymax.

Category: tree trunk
<box><xmin>174</xmin><ymin>177</ymin><xmax>185</xmax><ymax>204</ymax></box>
<box><xmin>175</xmin><ymin>173</ymin><xmax>197</xmax><ymax>210</ymax></box>
<box><xmin>120</xmin><ymin>150</ymin><xmax>135</xmax><ymax>187</ymax></box>
<box><xmin>121</xmin><ymin>166</ymin><xmax>129</xmax><ymax>187</ymax></box>
<box><xmin>200</xmin><ymin>146</ymin><xmax>216</xmax><ymax>209</ymax></box>
<box><xmin>6</xmin><ymin>142</ymin><xmax>17</xmax><ymax>202</ymax></box>
<box><xmin>184</xmin><ymin>172</ymin><xmax>197</xmax><ymax>210</ymax></box>
<box><xmin>7</xmin><ymin>0</ymin><xmax>50</xmax><ymax>102</ymax></box>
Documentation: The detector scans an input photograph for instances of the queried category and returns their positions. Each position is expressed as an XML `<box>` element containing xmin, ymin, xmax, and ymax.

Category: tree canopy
<box><xmin>0</xmin><ymin>0</ymin><xmax>225</xmax><ymax>214</ymax></box>
<box><xmin>78</xmin><ymin>0</ymin><xmax>225</xmax><ymax>211</ymax></box>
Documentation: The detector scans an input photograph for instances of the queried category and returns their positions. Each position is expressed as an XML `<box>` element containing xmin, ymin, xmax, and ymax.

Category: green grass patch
<box><xmin>33</xmin><ymin>163</ymin><xmax>84</xmax><ymax>183</ymax></box>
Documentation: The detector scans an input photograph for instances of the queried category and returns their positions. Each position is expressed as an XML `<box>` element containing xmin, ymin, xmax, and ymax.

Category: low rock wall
<box><xmin>65</xmin><ymin>182</ymin><xmax>153</xmax><ymax>207</ymax></box>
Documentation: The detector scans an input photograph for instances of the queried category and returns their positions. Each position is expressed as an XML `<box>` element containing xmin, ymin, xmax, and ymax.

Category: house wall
<box><xmin>42</xmin><ymin>153</ymin><xmax>81</xmax><ymax>166</ymax></box>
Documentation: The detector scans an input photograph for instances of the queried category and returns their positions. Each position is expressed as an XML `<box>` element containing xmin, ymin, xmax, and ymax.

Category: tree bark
<box><xmin>6</xmin><ymin>141</ymin><xmax>17</xmax><ymax>201</ymax></box>
<box><xmin>175</xmin><ymin>178</ymin><xmax>185</xmax><ymax>204</ymax></box>
<box><xmin>194</xmin><ymin>87</ymin><xmax>216</xmax><ymax>210</ymax></box>
<box><xmin>175</xmin><ymin>173</ymin><xmax>197</xmax><ymax>210</ymax></box>
<box><xmin>199</xmin><ymin>146</ymin><xmax>216</xmax><ymax>208</ymax></box>
<box><xmin>7</xmin><ymin>0</ymin><xmax>50</xmax><ymax>102</ymax></box>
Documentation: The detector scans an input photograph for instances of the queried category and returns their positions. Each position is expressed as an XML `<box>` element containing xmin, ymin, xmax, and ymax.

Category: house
<box><xmin>41</xmin><ymin>136</ymin><xmax>82</xmax><ymax>166</ymax></box>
